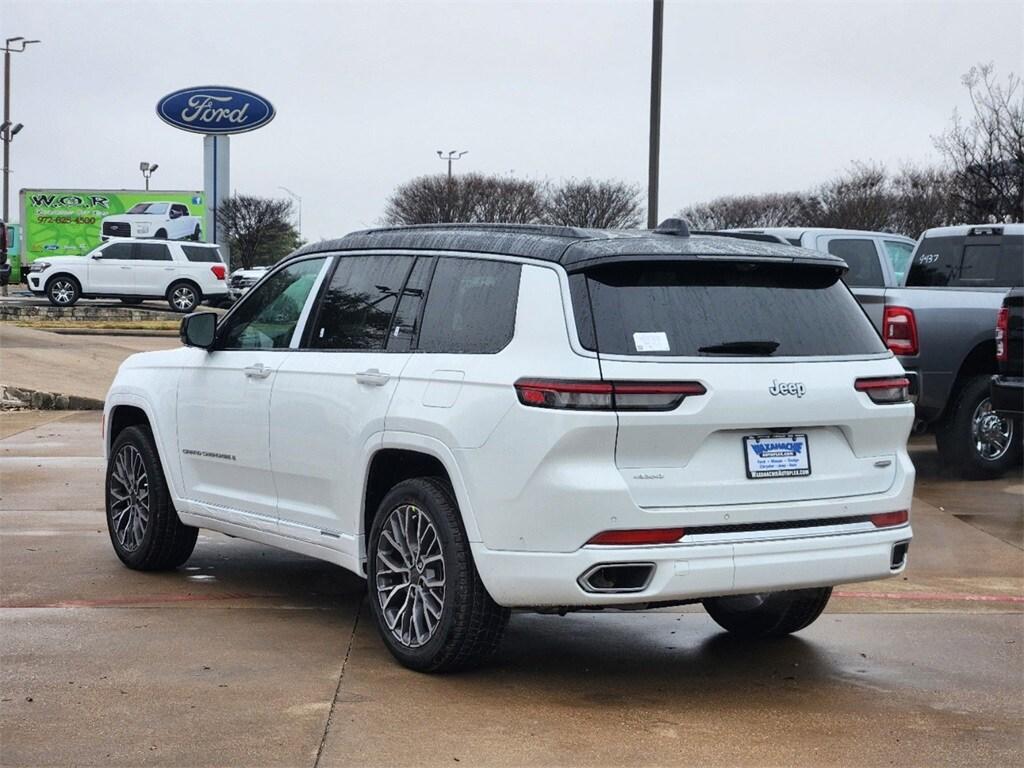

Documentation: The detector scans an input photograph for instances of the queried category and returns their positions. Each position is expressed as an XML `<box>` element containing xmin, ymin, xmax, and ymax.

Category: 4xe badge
<box><xmin>768</xmin><ymin>379</ymin><xmax>806</xmax><ymax>397</ymax></box>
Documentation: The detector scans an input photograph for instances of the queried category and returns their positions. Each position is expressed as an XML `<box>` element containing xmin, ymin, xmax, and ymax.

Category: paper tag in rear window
<box><xmin>633</xmin><ymin>331</ymin><xmax>670</xmax><ymax>352</ymax></box>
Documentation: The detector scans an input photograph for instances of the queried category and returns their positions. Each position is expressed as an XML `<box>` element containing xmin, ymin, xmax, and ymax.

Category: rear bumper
<box><xmin>473</xmin><ymin>524</ymin><xmax>912</xmax><ymax>608</ymax></box>
<box><xmin>991</xmin><ymin>375</ymin><xmax>1023</xmax><ymax>418</ymax></box>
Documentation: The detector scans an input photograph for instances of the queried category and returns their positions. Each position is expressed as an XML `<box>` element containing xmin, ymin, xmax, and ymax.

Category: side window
<box><xmin>181</xmin><ymin>245</ymin><xmax>223</xmax><ymax>263</ymax></box>
<box><xmin>883</xmin><ymin>240</ymin><xmax>915</xmax><ymax>285</ymax></box>
<box><xmin>219</xmin><ymin>258</ymin><xmax>326</xmax><ymax>350</ymax></box>
<box><xmin>387</xmin><ymin>257</ymin><xmax>434</xmax><ymax>352</ymax></box>
<box><xmin>310</xmin><ymin>255</ymin><xmax>415</xmax><ymax>350</ymax></box>
<box><xmin>906</xmin><ymin>236</ymin><xmax>963</xmax><ymax>286</ymax></box>
<box><xmin>825</xmin><ymin>239</ymin><xmax>884</xmax><ymax>287</ymax></box>
<box><xmin>418</xmin><ymin>258</ymin><xmax>521</xmax><ymax>353</ymax></box>
<box><xmin>98</xmin><ymin>243</ymin><xmax>134</xmax><ymax>260</ymax></box>
<box><xmin>132</xmin><ymin>243</ymin><xmax>173</xmax><ymax>261</ymax></box>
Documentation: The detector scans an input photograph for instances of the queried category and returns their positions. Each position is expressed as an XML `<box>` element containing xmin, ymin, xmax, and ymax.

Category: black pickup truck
<box><xmin>992</xmin><ymin>287</ymin><xmax>1023</xmax><ymax>425</ymax></box>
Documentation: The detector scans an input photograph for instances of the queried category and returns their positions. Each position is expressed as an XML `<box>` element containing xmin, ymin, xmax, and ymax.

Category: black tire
<box><xmin>45</xmin><ymin>275</ymin><xmax>80</xmax><ymax>307</ymax></box>
<box><xmin>167</xmin><ymin>281</ymin><xmax>201</xmax><ymax>313</ymax></box>
<box><xmin>703</xmin><ymin>587</ymin><xmax>832</xmax><ymax>639</ymax></box>
<box><xmin>155</xmin><ymin>229</ymin><xmax>168</xmax><ymax>239</ymax></box>
<box><xmin>367</xmin><ymin>477</ymin><xmax>509</xmax><ymax>672</ymax></box>
<box><xmin>120</xmin><ymin>298</ymin><xmax>144</xmax><ymax>305</ymax></box>
<box><xmin>105</xmin><ymin>425</ymin><xmax>197</xmax><ymax>571</ymax></box>
<box><xmin>935</xmin><ymin>375</ymin><xmax>1021</xmax><ymax>480</ymax></box>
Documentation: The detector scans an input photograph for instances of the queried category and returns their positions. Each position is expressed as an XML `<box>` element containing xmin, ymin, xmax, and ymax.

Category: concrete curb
<box><xmin>0</xmin><ymin>384</ymin><xmax>105</xmax><ymax>411</ymax></box>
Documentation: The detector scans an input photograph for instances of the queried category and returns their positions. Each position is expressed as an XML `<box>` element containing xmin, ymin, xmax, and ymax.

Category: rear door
<box><xmin>129</xmin><ymin>241</ymin><xmax>175</xmax><ymax>296</ymax></box>
<box><xmin>577</xmin><ymin>259</ymin><xmax>901</xmax><ymax>512</ymax></box>
<box><xmin>270</xmin><ymin>253</ymin><xmax>419</xmax><ymax>553</ymax></box>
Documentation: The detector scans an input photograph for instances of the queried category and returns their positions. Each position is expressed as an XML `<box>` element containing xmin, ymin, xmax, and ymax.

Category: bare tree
<box><xmin>543</xmin><ymin>178</ymin><xmax>644</xmax><ymax>228</ymax></box>
<box><xmin>934</xmin><ymin>64</ymin><xmax>1023</xmax><ymax>223</ymax></box>
<box><xmin>889</xmin><ymin>165</ymin><xmax>961</xmax><ymax>237</ymax></box>
<box><xmin>383</xmin><ymin>173</ymin><xmax>545</xmax><ymax>225</ymax></box>
<box><xmin>680</xmin><ymin>191</ymin><xmax>819</xmax><ymax>230</ymax></box>
<box><xmin>815</xmin><ymin>162</ymin><xmax>896</xmax><ymax>231</ymax></box>
<box><xmin>217</xmin><ymin>195</ymin><xmax>301</xmax><ymax>269</ymax></box>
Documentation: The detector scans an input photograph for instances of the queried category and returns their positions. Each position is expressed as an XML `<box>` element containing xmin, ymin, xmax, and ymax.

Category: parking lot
<box><xmin>1</xmin><ymin>408</ymin><xmax>1021</xmax><ymax>767</ymax></box>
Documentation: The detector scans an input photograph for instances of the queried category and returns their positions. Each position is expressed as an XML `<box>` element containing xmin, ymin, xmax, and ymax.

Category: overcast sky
<box><xmin>5</xmin><ymin>0</ymin><xmax>1023</xmax><ymax>240</ymax></box>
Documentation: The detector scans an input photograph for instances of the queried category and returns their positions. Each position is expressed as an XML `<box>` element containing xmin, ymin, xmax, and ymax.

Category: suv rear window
<box><xmin>181</xmin><ymin>245</ymin><xmax>223</xmax><ymax>263</ymax></box>
<box><xmin>907</xmin><ymin>234</ymin><xmax>1023</xmax><ymax>287</ymax></box>
<box><xmin>574</xmin><ymin>261</ymin><xmax>885</xmax><ymax>357</ymax></box>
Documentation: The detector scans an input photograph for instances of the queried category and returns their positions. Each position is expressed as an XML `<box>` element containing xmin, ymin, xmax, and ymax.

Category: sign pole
<box><xmin>203</xmin><ymin>134</ymin><xmax>230</xmax><ymax>269</ymax></box>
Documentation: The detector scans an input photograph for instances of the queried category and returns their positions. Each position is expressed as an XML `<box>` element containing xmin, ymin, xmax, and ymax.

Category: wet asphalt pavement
<box><xmin>1</xmin><ymin>411</ymin><xmax>1021</xmax><ymax>767</ymax></box>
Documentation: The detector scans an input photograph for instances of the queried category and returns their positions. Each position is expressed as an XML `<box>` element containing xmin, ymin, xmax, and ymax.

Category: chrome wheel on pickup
<box><xmin>936</xmin><ymin>374</ymin><xmax>1022</xmax><ymax>479</ymax></box>
<box><xmin>972</xmin><ymin>397</ymin><xmax>1014</xmax><ymax>461</ymax></box>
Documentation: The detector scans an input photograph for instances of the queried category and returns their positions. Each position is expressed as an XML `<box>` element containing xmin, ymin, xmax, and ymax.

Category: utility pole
<box><xmin>3</xmin><ymin>36</ymin><xmax>40</xmax><ymax>221</ymax></box>
<box><xmin>437</xmin><ymin>150</ymin><xmax>467</xmax><ymax>180</ymax></box>
<box><xmin>646</xmin><ymin>0</ymin><xmax>663</xmax><ymax>229</ymax></box>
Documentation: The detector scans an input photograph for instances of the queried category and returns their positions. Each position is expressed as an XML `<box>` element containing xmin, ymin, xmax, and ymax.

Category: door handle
<box><xmin>355</xmin><ymin>368</ymin><xmax>391</xmax><ymax>386</ymax></box>
<box><xmin>244</xmin><ymin>364</ymin><xmax>272</xmax><ymax>380</ymax></box>
<box><xmin>120</xmin><ymin>266</ymin><xmax>132</xmax><ymax>270</ymax></box>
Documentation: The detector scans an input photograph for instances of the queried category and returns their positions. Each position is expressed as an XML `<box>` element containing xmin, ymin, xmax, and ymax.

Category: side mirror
<box><xmin>180</xmin><ymin>311</ymin><xmax>217</xmax><ymax>350</ymax></box>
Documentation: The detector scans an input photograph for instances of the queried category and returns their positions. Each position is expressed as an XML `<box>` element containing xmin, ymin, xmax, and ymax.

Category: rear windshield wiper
<box><xmin>697</xmin><ymin>340</ymin><xmax>780</xmax><ymax>356</ymax></box>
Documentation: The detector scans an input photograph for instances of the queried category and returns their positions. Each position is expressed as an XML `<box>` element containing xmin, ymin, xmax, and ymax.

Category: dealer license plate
<box><xmin>743</xmin><ymin>433</ymin><xmax>811</xmax><ymax>479</ymax></box>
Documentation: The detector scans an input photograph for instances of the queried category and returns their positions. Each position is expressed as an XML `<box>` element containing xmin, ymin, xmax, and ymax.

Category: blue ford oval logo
<box><xmin>156</xmin><ymin>86</ymin><xmax>275</xmax><ymax>135</ymax></box>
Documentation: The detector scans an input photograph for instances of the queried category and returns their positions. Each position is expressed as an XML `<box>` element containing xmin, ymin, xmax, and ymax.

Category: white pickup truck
<box><xmin>101</xmin><ymin>202</ymin><xmax>202</xmax><ymax>242</ymax></box>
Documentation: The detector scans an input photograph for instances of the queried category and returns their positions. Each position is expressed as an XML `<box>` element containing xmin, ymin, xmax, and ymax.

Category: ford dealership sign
<box><xmin>156</xmin><ymin>86</ymin><xmax>275</xmax><ymax>135</ymax></box>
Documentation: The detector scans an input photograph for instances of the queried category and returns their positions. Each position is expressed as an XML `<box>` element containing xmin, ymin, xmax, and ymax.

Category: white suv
<box><xmin>28</xmin><ymin>239</ymin><xmax>228</xmax><ymax>312</ymax></box>
<box><xmin>101</xmin><ymin>202</ymin><xmax>203</xmax><ymax>241</ymax></box>
<box><xmin>103</xmin><ymin>222</ymin><xmax>915</xmax><ymax>671</ymax></box>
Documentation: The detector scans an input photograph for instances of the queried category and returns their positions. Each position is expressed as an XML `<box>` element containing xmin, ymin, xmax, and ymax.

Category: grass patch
<box><xmin>14</xmin><ymin>319</ymin><xmax>180</xmax><ymax>332</ymax></box>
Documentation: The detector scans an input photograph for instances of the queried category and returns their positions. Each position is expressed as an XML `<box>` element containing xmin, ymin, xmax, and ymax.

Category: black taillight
<box><xmin>855</xmin><ymin>377</ymin><xmax>910</xmax><ymax>404</ymax></box>
<box><xmin>514</xmin><ymin>379</ymin><xmax>706</xmax><ymax>412</ymax></box>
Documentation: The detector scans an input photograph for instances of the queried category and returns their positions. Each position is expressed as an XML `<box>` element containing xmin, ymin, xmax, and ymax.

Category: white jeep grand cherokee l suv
<box><xmin>103</xmin><ymin>222</ymin><xmax>915</xmax><ymax>671</ymax></box>
<box><xmin>28</xmin><ymin>239</ymin><xmax>228</xmax><ymax>312</ymax></box>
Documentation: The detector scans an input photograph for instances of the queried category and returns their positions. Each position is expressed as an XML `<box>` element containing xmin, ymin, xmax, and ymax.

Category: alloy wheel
<box><xmin>172</xmin><ymin>286</ymin><xmax>197</xmax><ymax>311</ymax></box>
<box><xmin>972</xmin><ymin>397</ymin><xmax>1013</xmax><ymax>461</ymax></box>
<box><xmin>50</xmin><ymin>280</ymin><xmax>75</xmax><ymax>305</ymax></box>
<box><xmin>108</xmin><ymin>445</ymin><xmax>150</xmax><ymax>552</ymax></box>
<box><xmin>375</xmin><ymin>504</ymin><xmax>446</xmax><ymax>648</ymax></box>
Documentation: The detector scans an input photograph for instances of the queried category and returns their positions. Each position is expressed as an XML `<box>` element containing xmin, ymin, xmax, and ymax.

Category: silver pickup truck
<box><xmin>865</xmin><ymin>224</ymin><xmax>1023</xmax><ymax>478</ymax></box>
<box><xmin>731</xmin><ymin>224</ymin><xmax>1023</xmax><ymax>478</ymax></box>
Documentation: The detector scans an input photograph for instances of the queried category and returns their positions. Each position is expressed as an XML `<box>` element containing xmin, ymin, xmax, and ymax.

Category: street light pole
<box><xmin>278</xmin><ymin>185</ymin><xmax>302</xmax><ymax>237</ymax></box>
<box><xmin>139</xmin><ymin>161</ymin><xmax>158</xmax><ymax>191</ymax></box>
<box><xmin>647</xmin><ymin>1</ymin><xmax>663</xmax><ymax>229</ymax></box>
<box><xmin>436</xmin><ymin>150</ymin><xmax>468</xmax><ymax>180</ymax></box>
<box><xmin>2</xmin><ymin>36</ymin><xmax>40</xmax><ymax>222</ymax></box>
